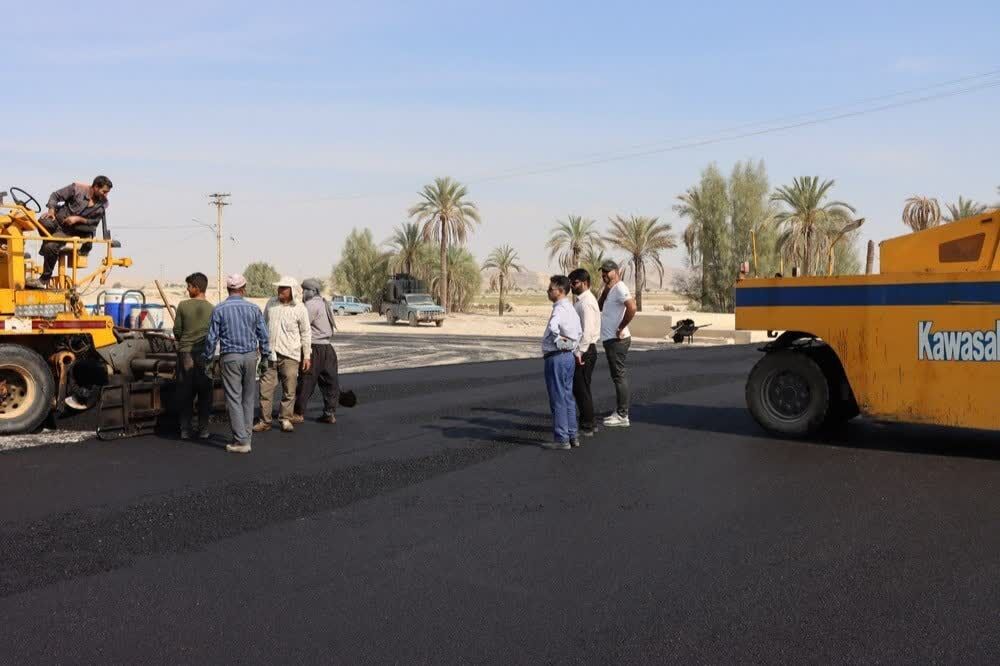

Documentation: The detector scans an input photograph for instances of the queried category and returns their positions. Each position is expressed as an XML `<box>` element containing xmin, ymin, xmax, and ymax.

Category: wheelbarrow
<box><xmin>670</xmin><ymin>319</ymin><xmax>709</xmax><ymax>344</ymax></box>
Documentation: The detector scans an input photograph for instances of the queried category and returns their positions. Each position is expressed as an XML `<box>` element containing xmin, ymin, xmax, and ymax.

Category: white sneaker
<box><xmin>603</xmin><ymin>413</ymin><xmax>630</xmax><ymax>427</ymax></box>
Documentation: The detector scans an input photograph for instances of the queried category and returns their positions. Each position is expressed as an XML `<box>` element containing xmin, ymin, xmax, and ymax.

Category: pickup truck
<box><xmin>383</xmin><ymin>293</ymin><xmax>446</xmax><ymax>327</ymax></box>
<box><xmin>331</xmin><ymin>295</ymin><xmax>372</xmax><ymax>315</ymax></box>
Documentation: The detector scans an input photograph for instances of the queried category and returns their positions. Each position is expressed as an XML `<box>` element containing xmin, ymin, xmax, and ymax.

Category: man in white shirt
<box><xmin>541</xmin><ymin>275</ymin><xmax>583</xmax><ymax>450</ymax></box>
<box><xmin>598</xmin><ymin>260</ymin><xmax>637</xmax><ymax>427</ymax></box>
<box><xmin>255</xmin><ymin>276</ymin><xmax>312</xmax><ymax>433</ymax></box>
<box><xmin>569</xmin><ymin>268</ymin><xmax>601</xmax><ymax>438</ymax></box>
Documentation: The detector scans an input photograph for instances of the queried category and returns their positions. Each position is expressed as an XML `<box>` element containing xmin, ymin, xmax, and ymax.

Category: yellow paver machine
<box><xmin>736</xmin><ymin>210</ymin><xmax>1000</xmax><ymax>436</ymax></box>
<box><xmin>0</xmin><ymin>186</ymin><xmax>219</xmax><ymax>438</ymax></box>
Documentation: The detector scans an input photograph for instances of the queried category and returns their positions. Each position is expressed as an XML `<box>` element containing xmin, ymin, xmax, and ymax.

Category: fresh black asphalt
<box><xmin>2</xmin><ymin>344</ymin><xmax>999</xmax><ymax>663</ymax></box>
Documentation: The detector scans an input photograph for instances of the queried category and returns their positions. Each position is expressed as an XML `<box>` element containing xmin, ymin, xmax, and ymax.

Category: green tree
<box><xmin>545</xmin><ymin>215</ymin><xmax>603</xmax><ymax>273</ymax></box>
<box><xmin>674</xmin><ymin>161</ymin><xmax>774</xmax><ymax>311</ymax></box>
<box><xmin>332</xmin><ymin>228</ymin><xmax>390</xmax><ymax>308</ymax></box>
<box><xmin>385</xmin><ymin>222</ymin><xmax>426</xmax><ymax>275</ymax></box>
<box><xmin>729</xmin><ymin>160</ymin><xmax>778</xmax><ymax>277</ymax></box>
<box><xmin>771</xmin><ymin>176</ymin><xmax>856</xmax><ymax>276</ymax></box>
<box><xmin>243</xmin><ymin>261</ymin><xmax>280</xmax><ymax>298</ymax></box>
<box><xmin>944</xmin><ymin>196</ymin><xmax>988</xmax><ymax>222</ymax></box>
<box><xmin>429</xmin><ymin>246</ymin><xmax>481</xmax><ymax>313</ymax></box>
<box><xmin>482</xmin><ymin>245</ymin><xmax>523</xmax><ymax>316</ymax></box>
<box><xmin>902</xmin><ymin>196</ymin><xmax>941</xmax><ymax>232</ymax></box>
<box><xmin>580</xmin><ymin>247</ymin><xmax>612</xmax><ymax>298</ymax></box>
<box><xmin>604</xmin><ymin>215</ymin><xmax>676</xmax><ymax>312</ymax></box>
<box><xmin>408</xmin><ymin>177</ymin><xmax>481</xmax><ymax>310</ymax></box>
<box><xmin>674</xmin><ymin>164</ymin><xmax>729</xmax><ymax>309</ymax></box>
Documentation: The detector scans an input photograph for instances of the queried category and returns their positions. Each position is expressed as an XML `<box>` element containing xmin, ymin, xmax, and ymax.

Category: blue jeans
<box><xmin>544</xmin><ymin>351</ymin><xmax>578</xmax><ymax>442</ymax></box>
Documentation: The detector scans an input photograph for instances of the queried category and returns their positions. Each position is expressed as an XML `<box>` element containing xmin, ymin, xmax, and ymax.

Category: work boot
<box><xmin>25</xmin><ymin>277</ymin><xmax>50</xmax><ymax>290</ymax></box>
<box><xmin>252</xmin><ymin>420</ymin><xmax>272</xmax><ymax>433</ymax></box>
<box><xmin>318</xmin><ymin>414</ymin><xmax>337</xmax><ymax>424</ymax></box>
<box><xmin>226</xmin><ymin>443</ymin><xmax>251</xmax><ymax>454</ymax></box>
<box><xmin>289</xmin><ymin>414</ymin><xmax>305</xmax><ymax>425</ymax></box>
<box><xmin>280</xmin><ymin>419</ymin><xmax>294</xmax><ymax>432</ymax></box>
<box><xmin>542</xmin><ymin>441</ymin><xmax>571</xmax><ymax>451</ymax></box>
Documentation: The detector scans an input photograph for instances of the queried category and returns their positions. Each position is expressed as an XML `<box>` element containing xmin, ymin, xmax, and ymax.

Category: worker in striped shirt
<box><xmin>204</xmin><ymin>274</ymin><xmax>271</xmax><ymax>454</ymax></box>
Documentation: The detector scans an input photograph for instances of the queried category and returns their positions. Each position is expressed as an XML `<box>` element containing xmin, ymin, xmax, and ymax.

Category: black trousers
<box><xmin>39</xmin><ymin>218</ymin><xmax>94</xmax><ymax>280</ymax></box>
<box><xmin>603</xmin><ymin>337</ymin><xmax>631</xmax><ymax>417</ymax></box>
<box><xmin>294</xmin><ymin>343</ymin><xmax>339</xmax><ymax>418</ymax></box>
<box><xmin>573</xmin><ymin>343</ymin><xmax>598</xmax><ymax>431</ymax></box>
<box><xmin>177</xmin><ymin>352</ymin><xmax>213</xmax><ymax>431</ymax></box>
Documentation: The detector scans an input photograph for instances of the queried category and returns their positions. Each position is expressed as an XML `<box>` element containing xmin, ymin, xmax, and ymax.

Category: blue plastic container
<box><xmin>102</xmin><ymin>289</ymin><xmax>145</xmax><ymax>327</ymax></box>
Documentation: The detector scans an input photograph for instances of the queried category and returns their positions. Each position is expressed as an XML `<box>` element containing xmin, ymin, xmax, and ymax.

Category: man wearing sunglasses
<box><xmin>598</xmin><ymin>260</ymin><xmax>637</xmax><ymax>427</ymax></box>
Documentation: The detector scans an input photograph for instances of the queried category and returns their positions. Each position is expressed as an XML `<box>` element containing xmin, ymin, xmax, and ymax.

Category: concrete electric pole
<box><xmin>208</xmin><ymin>193</ymin><xmax>231</xmax><ymax>303</ymax></box>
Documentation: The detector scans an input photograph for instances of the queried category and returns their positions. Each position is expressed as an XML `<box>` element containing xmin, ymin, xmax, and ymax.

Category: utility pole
<box><xmin>208</xmin><ymin>193</ymin><xmax>231</xmax><ymax>303</ymax></box>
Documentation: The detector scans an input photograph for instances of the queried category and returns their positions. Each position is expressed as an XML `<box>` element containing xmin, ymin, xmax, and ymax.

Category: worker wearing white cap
<box><xmin>204</xmin><ymin>273</ymin><xmax>271</xmax><ymax>453</ymax></box>
<box><xmin>255</xmin><ymin>275</ymin><xmax>312</xmax><ymax>433</ymax></box>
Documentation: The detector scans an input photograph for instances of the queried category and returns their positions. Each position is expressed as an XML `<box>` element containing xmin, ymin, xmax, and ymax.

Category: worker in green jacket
<box><xmin>173</xmin><ymin>272</ymin><xmax>216</xmax><ymax>439</ymax></box>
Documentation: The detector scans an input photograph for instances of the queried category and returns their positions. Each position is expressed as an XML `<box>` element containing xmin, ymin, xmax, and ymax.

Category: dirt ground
<box><xmin>141</xmin><ymin>286</ymin><xmax>708</xmax><ymax>340</ymax></box>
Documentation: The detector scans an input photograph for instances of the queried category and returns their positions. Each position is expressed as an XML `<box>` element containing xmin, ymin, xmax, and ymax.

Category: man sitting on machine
<box><xmin>29</xmin><ymin>175</ymin><xmax>113</xmax><ymax>288</ymax></box>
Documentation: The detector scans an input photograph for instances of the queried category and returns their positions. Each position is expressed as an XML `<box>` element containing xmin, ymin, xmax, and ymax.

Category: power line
<box><xmin>472</xmin><ymin>68</ymin><xmax>1000</xmax><ymax>181</ymax></box>
<box><xmin>113</xmin><ymin>224</ymin><xmax>204</xmax><ymax>230</ymax></box>
<box><xmin>317</xmin><ymin>68</ymin><xmax>1000</xmax><ymax>201</ymax></box>
<box><xmin>473</xmin><ymin>78</ymin><xmax>1000</xmax><ymax>183</ymax></box>
<box><xmin>209</xmin><ymin>193</ymin><xmax>231</xmax><ymax>303</ymax></box>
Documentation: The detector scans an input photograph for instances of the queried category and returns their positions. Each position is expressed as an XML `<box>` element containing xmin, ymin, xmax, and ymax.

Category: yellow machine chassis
<box><xmin>736</xmin><ymin>211</ymin><xmax>1000</xmax><ymax>432</ymax></box>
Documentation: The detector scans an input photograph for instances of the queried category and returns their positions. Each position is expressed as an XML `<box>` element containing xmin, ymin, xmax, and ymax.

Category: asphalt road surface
<box><xmin>334</xmin><ymin>331</ymin><xmax>674</xmax><ymax>373</ymax></box>
<box><xmin>2</xmin><ymin>344</ymin><xmax>999</xmax><ymax>663</ymax></box>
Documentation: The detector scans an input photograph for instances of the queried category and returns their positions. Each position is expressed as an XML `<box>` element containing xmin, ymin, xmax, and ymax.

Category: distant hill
<box><xmin>480</xmin><ymin>268</ymin><xmax>552</xmax><ymax>291</ymax></box>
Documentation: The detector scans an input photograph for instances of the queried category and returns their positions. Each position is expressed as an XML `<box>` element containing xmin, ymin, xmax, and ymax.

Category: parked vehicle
<box><xmin>331</xmin><ymin>295</ymin><xmax>371</xmax><ymax>315</ymax></box>
<box><xmin>382</xmin><ymin>274</ymin><xmax>446</xmax><ymax>326</ymax></box>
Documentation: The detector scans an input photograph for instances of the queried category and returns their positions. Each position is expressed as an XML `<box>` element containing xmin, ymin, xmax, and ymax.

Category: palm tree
<box><xmin>429</xmin><ymin>245</ymin><xmax>481</xmax><ymax>313</ymax></box>
<box><xmin>944</xmin><ymin>196</ymin><xmax>988</xmax><ymax>223</ymax></box>
<box><xmin>546</xmin><ymin>215</ymin><xmax>603</xmax><ymax>273</ymax></box>
<box><xmin>902</xmin><ymin>196</ymin><xmax>941</xmax><ymax>232</ymax></box>
<box><xmin>604</xmin><ymin>215</ymin><xmax>676</xmax><ymax>312</ymax></box>
<box><xmin>385</xmin><ymin>222</ymin><xmax>425</xmax><ymax>275</ymax></box>
<box><xmin>673</xmin><ymin>186</ymin><xmax>708</xmax><ymax>301</ymax></box>
<box><xmin>482</xmin><ymin>245</ymin><xmax>523</xmax><ymax>316</ymax></box>
<box><xmin>771</xmin><ymin>177</ymin><xmax>856</xmax><ymax>276</ymax></box>
<box><xmin>580</xmin><ymin>247</ymin><xmax>611</xmax><ymax>298</ymax></box>
<box><xmin>408</xmin><ymin>177</ymin><xmax>481</xmax><ymax>310</ymax></box>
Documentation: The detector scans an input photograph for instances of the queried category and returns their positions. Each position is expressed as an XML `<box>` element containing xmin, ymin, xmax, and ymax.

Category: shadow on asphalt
<box><xmin>425</xmin><ymin>406</ymin><xmax>551</xmax><ymax>448</ymax></box>
<box><xmin>637</xmin><ymin>402</ymin><xmax>1000</xmax><ymax>461</ymax></box>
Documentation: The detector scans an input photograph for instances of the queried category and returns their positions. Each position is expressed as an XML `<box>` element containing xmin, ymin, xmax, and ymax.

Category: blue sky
<box><xmin>8</xmin><ymin>1</ymin><xmax>1000</xmax><ymax>281</ymax></box>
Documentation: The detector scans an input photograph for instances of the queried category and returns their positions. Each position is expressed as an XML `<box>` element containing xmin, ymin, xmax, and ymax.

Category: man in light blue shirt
<box><xmin>204</xmin><ymin>274</ymin><xmax>271</xmax><ymax>454</ymax></box>
<box><xmin>541</xmin><ymin>275</ymin><xmax>583</xmax><ymax>450</ymax></box>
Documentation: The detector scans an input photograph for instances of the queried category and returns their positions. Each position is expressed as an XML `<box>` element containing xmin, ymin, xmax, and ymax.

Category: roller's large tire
<box><xmin>746</xmin><ymin>350</ymin><xmax>830</xmax><ymax>437</ymax></box>
<box><xmin>0</xmin><ymin>344</ymin><xmax>54</xmax><ymax>435</ymax></box>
